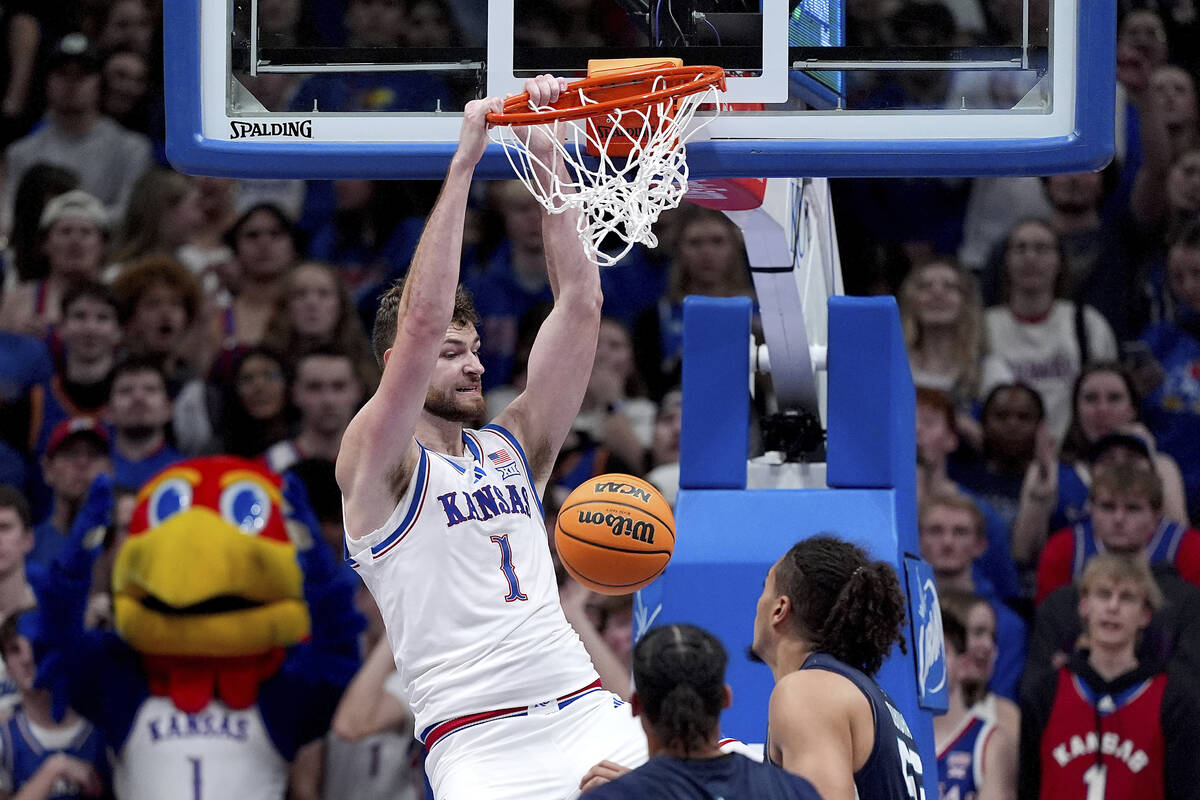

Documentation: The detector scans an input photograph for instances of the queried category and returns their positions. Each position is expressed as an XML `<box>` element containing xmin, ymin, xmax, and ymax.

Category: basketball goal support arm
<box><xmin>721</xmin><ymin>178</ymin><xmax>843</xmax><ymax>424</ymax></box>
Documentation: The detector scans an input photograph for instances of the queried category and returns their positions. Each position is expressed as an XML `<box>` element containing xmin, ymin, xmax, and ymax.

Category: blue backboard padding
<box><xmin>827</xmin><ymin>296</ymin><xmax>918</xmax><ymax>557</ymax></box>
<box><xmin>165</xmin><ymin>0</ymin><xmax>1113</xmax><ymax>179</ymax></box>
<box><xmin>639</xmin><ymin>486</ymin><xmax>938</xmax><ymax>775</ymax></box>
<box><xmin>679</xmin><ymin>296</ymin><xmax>751</xmax><ymax>490</ymax></box>
<box><xmin>660</xmin><ymin>293</ymin><xmax>937</xmax><ymax>782</ymax></box>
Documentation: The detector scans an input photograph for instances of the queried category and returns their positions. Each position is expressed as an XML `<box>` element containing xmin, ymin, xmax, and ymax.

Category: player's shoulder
<box><xmin>772</xmin><ymin>667</ymin><xmax>862</xmax><ymax>722</ymax></box>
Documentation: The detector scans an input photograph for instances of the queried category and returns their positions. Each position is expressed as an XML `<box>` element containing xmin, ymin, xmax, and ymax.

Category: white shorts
<box><xmin>424</xmin><ymin>688</ymin><xmax>648</xmax><ymax>800</ymax></box>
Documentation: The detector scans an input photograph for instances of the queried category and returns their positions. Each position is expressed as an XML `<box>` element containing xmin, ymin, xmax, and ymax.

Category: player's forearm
<box><xmin>540</xmin><ymin>205</ymin><xmax>596</xmax><ymax>298</ymax></box>
<box><xmin>529</xmin><ymin>139</ymin><xmax>591</xmax><ymax>302</ymax></box>
<box><xmin>398</xmin><ymin>158</ymin><xmax>475</xmax><ymax>338</ymax></box>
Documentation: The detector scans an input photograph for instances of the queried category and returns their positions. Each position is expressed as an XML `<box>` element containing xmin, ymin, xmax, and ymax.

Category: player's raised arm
<box><xmin>494</xmin><ymin>75</ymin><xmax>604</xmax><ymax>492</ymax></box>
<box><xmin>337</xmin><ymin>95</ymin><xmax>502</xmax><ymax>539</ymax></box>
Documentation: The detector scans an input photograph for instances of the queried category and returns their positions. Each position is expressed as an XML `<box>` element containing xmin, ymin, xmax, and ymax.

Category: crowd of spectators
<box><xmin>0</xmin><ymin>0</ymin><xmax>1199</xmax><ymax>797</ymax></box>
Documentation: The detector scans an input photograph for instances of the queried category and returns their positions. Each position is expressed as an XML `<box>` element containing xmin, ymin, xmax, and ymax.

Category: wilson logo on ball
<box><xmin>593</xmin><ymin>482</ymin><xmax>653</xmax><ymax>502</ymax></box>
<box><xmin>577</xmin><ymin>510</ymin><xmax>656</xmax><ymax>544</ymax></box>
<box><xmin>555</xmin><ymin>473</ymin><xmax>675</xmax><ymax>595</ymax></box>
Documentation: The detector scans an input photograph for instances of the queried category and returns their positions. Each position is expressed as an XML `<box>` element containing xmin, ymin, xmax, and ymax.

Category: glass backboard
<box><xmin>164</xmin><ymin>0</ymin><xmax>1114</xmax><ymax>179</ymax></box>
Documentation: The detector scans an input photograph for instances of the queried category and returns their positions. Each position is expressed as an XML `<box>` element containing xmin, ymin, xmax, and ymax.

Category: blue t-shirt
<box><xmin>0</xmin><ymin>440</ymin><xmax>28</xmax><ymax>495</ymax></box>
<box><xmin>29</xmin><ymin>520</ymin><xmax>69</xmax><ymax>573</ymax></box>
<box><xmin>0</xmin><ymin>332</ymin><xmax>52</xmax><ymax>402</ymax></box>
<box><xmin>112</xmin><ymin>444</ymin><xmax>184</xmax><ymax>491</ymax></box>
<box><xmin>1141</xmin><ymin>318</ymin><xmax>1200</xmax><ymax>520</ymax></box>
<box><xmin>1050</xmin><ymin>463</ymin><xmax>1090</xmax><ymax>532</ymax></box>
<box><xmin>598</xmin><ymin>246</ymin><xmax>669</xmax><ymax>328</ymax></box>
<box><xmin>465</xmin><ymin>244</ymin><xmax>555</xmax><ymax>390</ymax></box>
<box><xmin>307</xmin><ymin>215</ymin><xmax>424</xmax><ymax>290</ymax></box>
<box><xmin>963</xmin><ymin>488</ymin><xmax>1020</xmax><ymax>602</ymax></box>
<box><xmin>586</xmin><ymin>752</ymin><xmax>822</xmax><ymax>799</ymax></box>
<box><xmin>946</xmin><ymin>459</ymin><xmax>1023</xmax><ymax>534</ymax></box>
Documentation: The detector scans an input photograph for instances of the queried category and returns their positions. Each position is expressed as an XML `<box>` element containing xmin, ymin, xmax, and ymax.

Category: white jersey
<box><xmin>113</xmin><ymin>697</ymin><xmax>288</xmax><ymax>800</ymax></box>
<box><xmin>346</xmin><ymin>425</ymin><xmax>598</xmax><ymax>735</ymax></box>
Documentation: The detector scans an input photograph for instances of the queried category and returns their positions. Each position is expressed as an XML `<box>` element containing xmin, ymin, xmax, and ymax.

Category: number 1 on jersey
<box><xmin>188</xmin><ymin>756</ymin><xmax>202</xmax><ymax>800</ymax></box>
<box><xmin>1083</xmin><ymin>764</ymin><xmax>1107</xmax><ymax>800</ymax></box>
<box><xmin>490</xmin><ymin>534</ymin><xmax>528</xmax><ymax>602</ymax></box>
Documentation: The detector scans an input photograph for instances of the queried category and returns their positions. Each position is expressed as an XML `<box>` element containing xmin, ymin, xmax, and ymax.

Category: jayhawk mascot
<box><xmin>33</xmin><ymin>457</ymin><xmax>363</xmax><ymax>799</ymax></box>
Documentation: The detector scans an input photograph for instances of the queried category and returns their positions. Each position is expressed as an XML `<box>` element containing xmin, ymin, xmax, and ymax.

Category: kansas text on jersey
<box><xmin>345</xmin><ymin>425</ymin><xmax>598</xmax><ymax>738</ymax></box>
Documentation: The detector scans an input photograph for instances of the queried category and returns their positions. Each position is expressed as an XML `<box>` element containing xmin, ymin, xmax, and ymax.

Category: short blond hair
<box><xmin>1078</xmin><ymin>552</ymin><xmax>1165</xmax><ymax>612</ymax></box>
<box><xmin>918</xmin><ymin>491</ymin><xmax>985</xmax><ymax>538</ymax></box>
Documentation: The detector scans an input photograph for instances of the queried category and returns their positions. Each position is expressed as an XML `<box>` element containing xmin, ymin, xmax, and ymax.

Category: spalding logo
<box><xmin>577</xmin><ymin>510</ymin><xmax>655</xmax><ymax>544</ymax></box>
<box><xmin>229</xmin><ymin>120</ymin><xmax>313</xmax><ymax>140</ymax></box>
<box><xmin>593</xmin><ymin>481</ymin><xmax>652</xmax><ymax>502</ymax></box>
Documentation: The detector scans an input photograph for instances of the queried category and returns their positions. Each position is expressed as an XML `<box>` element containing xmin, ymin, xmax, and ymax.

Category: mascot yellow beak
<box><xmin>112</xmin><ymin>506</ymin><xmax>310</xmax><ymax>657</ymax></box>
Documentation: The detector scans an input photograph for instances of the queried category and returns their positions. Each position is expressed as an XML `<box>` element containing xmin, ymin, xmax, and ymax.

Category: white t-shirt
<box><xmin>984</xmin><ymin>300</ymin><xmax>1118</xmax><ymax>440</ymax></box>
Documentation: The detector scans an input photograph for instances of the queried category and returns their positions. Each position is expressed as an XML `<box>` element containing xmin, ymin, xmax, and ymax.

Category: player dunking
<box><xmin>337</xmin><ymin>76</ymin><xmax>647</xmax><ymax>799</ymax></box>
<box><xmin>751</xmin><ymin>535</ymin><xmax>928</xmax><ymax>800</ymax></box>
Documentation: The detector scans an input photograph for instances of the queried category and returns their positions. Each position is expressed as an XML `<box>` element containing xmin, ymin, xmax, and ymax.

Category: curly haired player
<box><xmin>751</xmin><ymin>535</ymin><xmax>926</xmax><ymax>800</ymax></box>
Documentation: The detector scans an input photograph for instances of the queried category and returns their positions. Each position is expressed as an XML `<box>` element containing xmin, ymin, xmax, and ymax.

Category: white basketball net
<box><xmin>489</xmin><ymin>73</ymin><xmax>721</xmax><ymax>267</ymax></box>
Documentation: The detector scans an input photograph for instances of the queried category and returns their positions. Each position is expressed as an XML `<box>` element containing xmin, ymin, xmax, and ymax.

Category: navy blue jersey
<box><xmin>768</xmin><ymin>652</ymin><xmax>927</xmax><ymax>800</ymax></box>
<box><xmin>586</xmin><ymin>752</ymin><xmax>822</xmax><ymax>799</ymax></box>
<box><xmin>0</xmin><ymin>707</ymin><xmax>110</xmax><ymax>799</ymax></box>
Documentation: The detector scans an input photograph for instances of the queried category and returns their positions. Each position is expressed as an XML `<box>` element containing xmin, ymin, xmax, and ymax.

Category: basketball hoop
<box><xmin>487</xmin><ymin>64</ymin><xmax>726</xmax><ymax>267</ymax></box>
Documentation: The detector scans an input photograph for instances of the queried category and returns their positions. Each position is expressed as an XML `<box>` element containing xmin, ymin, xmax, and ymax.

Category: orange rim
<box><xmin>486</xmin><ymin>65</ymin><xmax>726</xmax><ymax>127</ymax></box>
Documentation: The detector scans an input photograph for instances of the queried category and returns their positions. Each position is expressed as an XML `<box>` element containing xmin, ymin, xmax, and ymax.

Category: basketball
<box><xmin>555</xmin><ymin>473</ymin><xmax>676</xmax><ymax>595</ymax></box>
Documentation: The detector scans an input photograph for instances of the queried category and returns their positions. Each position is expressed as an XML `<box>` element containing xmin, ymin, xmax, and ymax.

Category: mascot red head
<box><xmin>111</xmin><ymin>456</ymin><xmax>313</xmax><ymax>711</ymax></box>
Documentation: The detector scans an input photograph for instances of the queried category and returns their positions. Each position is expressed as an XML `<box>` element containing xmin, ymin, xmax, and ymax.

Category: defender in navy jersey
<box><xmin>583</xmin><ymin>624</ymin><xmax>821</xmax><ymax>800</ymax></box>
<box><xmin>338</xmin><ymin>76</ymin><xmax>646</xmax><ymax>799</ymax></box>
<box><xmin>752</xmin><ymin>535</ymin><xmax>926</xmax><ymax>800</ymax></box>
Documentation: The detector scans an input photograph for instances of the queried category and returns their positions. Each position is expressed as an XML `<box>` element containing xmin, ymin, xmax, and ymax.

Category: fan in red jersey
<box><xmin>1019</xmin><ymin>552</ymin><xmax>1200</xmax><ymax>800</ymax></box>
